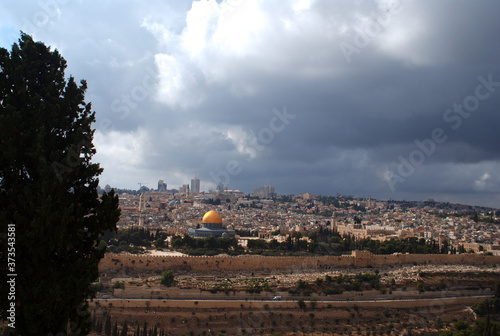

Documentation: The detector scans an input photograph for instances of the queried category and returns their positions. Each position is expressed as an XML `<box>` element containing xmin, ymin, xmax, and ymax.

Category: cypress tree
<box><xmin>94</xmin><ymin>319</ymin><xmax>102</xmax><ymax>334</ymax></box>
<box><xmin>112</xmin><ymin>320</ymin><xmax>118</xmax><ymax>336</ymax></box>
<box><xmin>92</xmin><ymin>309</ymin><xmax>96</xmax><ymax>331</ymax></box>
<box><xmin>121</xmin><ymin>320</ymin><xmax>128</xmax><ymax>336</ymax></box>
<box><xmin>104</xmin><ymin>315</ymin><xmax>112</xmax><ymax>336</ymax></box>
<box><xmin>98</xmin><ymin>320</ymin><xmax>103</xmax><ymax>334</ymax></box>
<box><xmin>0</xmin><ymin>33</ymin><xmax>120</xmax><ymax>335</ymax></box>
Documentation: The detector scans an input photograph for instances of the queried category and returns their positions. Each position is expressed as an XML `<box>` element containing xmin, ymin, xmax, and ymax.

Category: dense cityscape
<box><xmin>101</xmin><ymin>177</ymin><xmax>500</xmax><ymax>256</ymax></box>
<box><xmin>90</xmin><ymin>178</ymin><xmax>500</xmax><ymax>336</ymax></box>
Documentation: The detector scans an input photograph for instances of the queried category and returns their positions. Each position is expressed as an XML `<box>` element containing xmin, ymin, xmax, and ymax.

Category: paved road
<box><xmin>93</xmin><ymin>294</ymin><xmax>491</xmax><ymax>303</ymax></box>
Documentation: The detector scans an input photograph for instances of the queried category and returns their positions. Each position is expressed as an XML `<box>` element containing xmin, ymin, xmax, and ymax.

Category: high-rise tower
<box><xmin>191</xmin><ymin>177</ymin><xmax>200</xmax><ymax>194</ymax></box>
<box><xmin>158</xmin><ymin>180</ymin><xmax>167</xmax><ymax>192</ymax></box>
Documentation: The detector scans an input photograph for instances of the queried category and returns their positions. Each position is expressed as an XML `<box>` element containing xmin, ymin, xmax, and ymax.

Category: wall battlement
<box><xmin>99</xmin><ymin>252</ymin><xmax>500</xmax><ymax>274</ymax></box>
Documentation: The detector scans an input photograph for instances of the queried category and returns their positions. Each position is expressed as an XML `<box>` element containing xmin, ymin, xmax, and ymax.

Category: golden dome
<box><xmin>202</xmin><ymin>210</ymin><xmax>222</xmax><ymax>224</ymax></box>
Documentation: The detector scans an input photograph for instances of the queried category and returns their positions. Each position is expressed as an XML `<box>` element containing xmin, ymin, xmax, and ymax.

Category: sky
<box><xmin>1</xmin><ymin>0</ymin><xmax>500</xmax><ymax>208</ymax></box>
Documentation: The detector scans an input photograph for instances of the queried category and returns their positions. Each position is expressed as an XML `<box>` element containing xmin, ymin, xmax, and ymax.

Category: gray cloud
<box><xmin>1</xmin><ymin>0</ymin><xmax>500</xmax><ymax>207</ymax></box>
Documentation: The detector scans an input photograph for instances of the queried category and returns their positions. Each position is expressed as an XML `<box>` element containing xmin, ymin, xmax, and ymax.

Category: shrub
<box><xmin>160</xmin><ymin>270</ymin><xmax>175</xmax><ymax>287</ymax></box>
<box><xmin>113</xmin><ymin>281</ymin><xmax>125</xmax><ymax>289</ymax></box>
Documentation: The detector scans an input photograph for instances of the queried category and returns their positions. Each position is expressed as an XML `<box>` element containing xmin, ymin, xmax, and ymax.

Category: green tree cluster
<box><xmin>104</xmin><ymin>227</ymin><xmax>168</xmax><ymax>253</ymax></box>
<box><xmin>438</xmin><ymin>317</ymin><xmax>500</xmax><ymax>336</ymax></box>
<box><xmin>238</xmin><ymin>227</ymin><xmax>446</xmax><ymax>256</ymax></box>
<box><xmin>171</xmin><ymin>234</ymin><xmax>240</xmax><ymax>255</ymax></box>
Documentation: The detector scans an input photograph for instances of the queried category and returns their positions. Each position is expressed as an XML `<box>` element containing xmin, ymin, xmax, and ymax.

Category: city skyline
<box><xmin>1</xmin><ymin>1</ymin><xmax>500</xmax><ymax>208</ymax></box>
<box><xmin>104</xmin><ymin>178</ymin><xmax>500</xmax><ymax>211</ymax></box>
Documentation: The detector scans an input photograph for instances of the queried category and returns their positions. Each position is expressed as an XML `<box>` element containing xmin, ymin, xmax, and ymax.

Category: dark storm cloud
<box><xmin>1</xmin><ymin>0</ymin><xmax>499</xmax><ymax>207</ymax></box>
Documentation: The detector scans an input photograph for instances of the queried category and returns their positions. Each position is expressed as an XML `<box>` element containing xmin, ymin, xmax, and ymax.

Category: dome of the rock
<box><xmin>202</xmin><ymin>210</ymin><xmax>222</xmax><ymax>224</ymax></box>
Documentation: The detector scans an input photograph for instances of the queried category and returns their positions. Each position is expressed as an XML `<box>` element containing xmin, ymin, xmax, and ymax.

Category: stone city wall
<box><xmin>352</xmin><ymin>250</ymin><xmax>500</xmax><ymax>267</ymax></box>
<box><xmin>99</xmin><ymin>252</ymin><xmax>500</xmax><ymax>274</ymax></box>
<box><xmin>99</xmin><ymin>254</ymin><xmax>354</xmax><ymax>273</ymax></box>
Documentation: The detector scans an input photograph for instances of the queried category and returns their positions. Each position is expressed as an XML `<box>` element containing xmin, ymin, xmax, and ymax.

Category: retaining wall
<box><xmin>99</xmin><ymin>252</ymin><xmax>500</xmax><ymax>274</ymax></box>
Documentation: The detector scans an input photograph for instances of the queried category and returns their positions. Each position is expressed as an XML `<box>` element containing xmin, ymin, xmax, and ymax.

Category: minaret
<box><xmin>138</xmin><ymin>193</ymin><xmax>144</xmax><ymax>227</ymax></box>
<box><xmin>331</xmin><ymin>212</ymin><xmax>337</xmax><ymax>230</ymax></box>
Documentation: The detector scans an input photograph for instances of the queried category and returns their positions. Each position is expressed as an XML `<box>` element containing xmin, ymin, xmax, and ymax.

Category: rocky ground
<box><xmin>89</xmin><ymin>298</ymin><xmax>476</xmax><ymax>336</ymax></box>
<box><xmin>88</xmin><ymin>264</ymin><xmax>499</xmax><ymax>335</ymax></box>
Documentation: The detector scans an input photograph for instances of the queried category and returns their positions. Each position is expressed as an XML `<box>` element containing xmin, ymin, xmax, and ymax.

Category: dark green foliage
<box><xmin>297</xmin><ymin>279</ymin><xmax>309</xmax><ymax>289</ymax></box>
<box><xmin>113</xmin><ymin>281</ymin><xmax>125</xmax><ymax>289</ymax></box>
<box><xmin>160</xmin><ymin>270</ymin><xmax>175</xmax><ymax>287</ymax></box>
<box><xmin>0</xmin><ymin>33</ymin><xmax>120</xmax><ymax>335</ymax></box>
<box><xmin>322</xmin><ymin>288</ymin><xmax>343</xmax><ymax>295</ymax></box>
<box><xmin>121</xmin><ymin>321</ymin><xmax>128</xmax><ymax>336</ymax></box>
<box><xmin>105</xmin><ymin>227</ymin><xmax>170</xmax><ymax>253</ymax></box>
<box><xmin>443</xmin><ymin>317</ymin><xmax>500</xmax><ymax>336</ymax></box>
<box><xmin>176</xmin><ymin>224</ymin><xmax>448</xmax><ymax>256</ymax></box>
<box><xmin>244</xmin><ymin>278</ymin><xmax>270</xmax><ymax>293</ymax></box>
<box><xmin>95</xmin><ymin>319</ymin><xmax>103</xmax><ymax>333</ymax></box>
<box><xmin>105</xmin><ymin>315</ymin><xmax>112</xmax><ymax>336</ymax></box>
<box><xmin>247</xmin><ymin>238</ymin><xmax>269</xmax><ymax>250</ymax></box>
<box><xmin>293</xmin><ymin>272</ymin><xmax>380</xmax><ymax>295</ymax></box>
<box><xmin>89</xmin><ymin>281</ymin><xmax>104</xmax><ymax>296</ymax></box>
<box><xmin>454</xmin><ymin>320</ymin><xmax>469</xmax><ymax>331</ymax></box>
<box><xmin>171</xmin><ymin>234</ymin><xmax>241</xmax><ymax>255</ymax></box>
<box><xmin>472</xmin><ymin>298</ymin><xmax>500</xmax><ymax>316</ymax></box>
<box><xmin>156</xmin><ymin>237</ymin><xmax>166</xmax><ymax>248</ymax></box>
<box><xmin>112</xmin><ymin>321</ymin><xmax>118</xmax><ymax>336</ymax></box>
